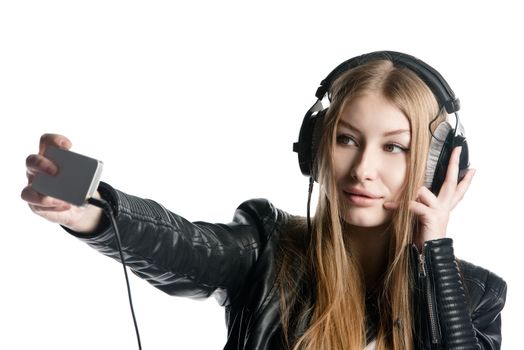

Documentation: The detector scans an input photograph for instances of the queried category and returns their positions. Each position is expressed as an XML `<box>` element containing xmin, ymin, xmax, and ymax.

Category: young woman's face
<box><xmin>333</xmin><ymin>92</ymin><xmax>411</xmax><ymax>227</ymax></box>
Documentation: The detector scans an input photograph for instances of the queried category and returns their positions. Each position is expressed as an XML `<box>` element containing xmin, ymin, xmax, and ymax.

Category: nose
<box><xmin>350</xmin><ymin>147</ymin><xmax>378</xmax><ymax>182</ymax></box>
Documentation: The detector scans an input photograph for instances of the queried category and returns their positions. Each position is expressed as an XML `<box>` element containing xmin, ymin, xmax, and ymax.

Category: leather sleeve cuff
<box><xmin>425</xmin><ymin>237</ymin><xmax>479</xmax><ymax>348</ymax></box>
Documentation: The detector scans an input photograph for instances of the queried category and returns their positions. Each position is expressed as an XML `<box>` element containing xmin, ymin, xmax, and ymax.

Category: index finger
<box><xmin>38</xmin><ymin>133</ymin><xmax>73</xmax><ymax>155</ymax></box>
<box><xmin>438</xmin><ymin>146</ymin><xmax>462</xmax><ymax>200</ymax></box>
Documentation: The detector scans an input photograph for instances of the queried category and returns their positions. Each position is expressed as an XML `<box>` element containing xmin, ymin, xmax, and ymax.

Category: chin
<box><xmin>342</xmin><ymin>208</ymin><xmax>392</xmax><ymax>227</ymax></box>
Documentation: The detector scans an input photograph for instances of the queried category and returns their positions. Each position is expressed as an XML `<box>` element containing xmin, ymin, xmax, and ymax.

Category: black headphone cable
<box><xmin>87</xmin><ymin>197</ymin><xmax>142</xmax><ymax>350</ymax></box>
<box><xmin>307</xmin><ymin>176</ymin><xmax>314</xmax><ymax>237</ymax></box>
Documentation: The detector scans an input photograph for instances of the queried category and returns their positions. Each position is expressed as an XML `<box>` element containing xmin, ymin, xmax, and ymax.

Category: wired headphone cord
<box><xmin>87</xmin><ymin>197</ymin><xmax>142</xmax><ymax>350</ymax></box>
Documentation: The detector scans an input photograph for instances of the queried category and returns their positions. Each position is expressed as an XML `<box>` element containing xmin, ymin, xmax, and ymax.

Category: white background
<box><xmin>1</xmin><ymin>1</ymin><xmax>521</xmax><ymax>349</ymax></box>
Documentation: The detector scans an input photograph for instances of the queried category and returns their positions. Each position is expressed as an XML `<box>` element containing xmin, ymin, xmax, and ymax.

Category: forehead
<box><xmin>338</xmin><ymin>92</ymin><xmax>410</xmax><ymax>134</ymax></box>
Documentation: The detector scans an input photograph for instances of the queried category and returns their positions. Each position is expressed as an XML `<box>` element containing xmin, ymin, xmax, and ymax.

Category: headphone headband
<box><xmin>315</xmin><ymin>51</ymin><xmax>460</xmax><ymax>114</ymax></box>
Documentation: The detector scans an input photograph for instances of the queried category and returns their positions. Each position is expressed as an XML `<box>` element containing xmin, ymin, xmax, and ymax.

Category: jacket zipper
<box><xmin>418</xmin><ymin>248</ymin><xmax>441</xmax><ymax>346</ymax></box>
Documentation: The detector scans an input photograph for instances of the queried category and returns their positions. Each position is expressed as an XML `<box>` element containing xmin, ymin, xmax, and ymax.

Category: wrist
<box><xmin>72</xmin><ymin>207</ymin><xmax>105</xmax><ymax>233</ymax></box>
<box><xmin>64</xmin><ymin>192</ymin><xmax>106</xmax><ymax>234</ymax></box>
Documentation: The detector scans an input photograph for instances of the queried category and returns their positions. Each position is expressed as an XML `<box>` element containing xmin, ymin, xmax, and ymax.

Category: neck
<box><xmin>345</xmin><ymin>222</ymin><xmax>392</xmax><ymax>292</ymax></box>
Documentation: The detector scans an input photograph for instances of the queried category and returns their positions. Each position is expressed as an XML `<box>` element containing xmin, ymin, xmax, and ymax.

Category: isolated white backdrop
<box><xmin>1</xmin><ymin>1</ymin><xmax>521</xmax><ymax>349</ymax></box>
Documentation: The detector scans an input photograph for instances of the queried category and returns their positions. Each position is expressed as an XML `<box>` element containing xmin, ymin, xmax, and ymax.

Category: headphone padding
<box><xmin>425</xmin><ymin>122</ymin><xmax>453</xmax><ymax>191</ymax></box>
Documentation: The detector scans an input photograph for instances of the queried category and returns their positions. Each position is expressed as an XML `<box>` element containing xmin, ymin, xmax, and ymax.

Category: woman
<box><xmin>22</xmin><ymin>51</ymin><xmax>506</xmax><ymax>349</ymax></box>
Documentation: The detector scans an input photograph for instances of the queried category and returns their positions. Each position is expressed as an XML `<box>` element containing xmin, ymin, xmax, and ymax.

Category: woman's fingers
<box><xmin>384</xmin><ymin>186</ymin><xmax>438</xmax><ymax>211</ymax></box>
<box><xmin>26</xmin><ymin>153</ymin><xmax>58</xmax><ymax>175</ymax></box>
<box><xmin>29</xmin><ymin>203</ymin><xmax>72</xmax><ymax>213</ymax></box>
<box><xmin>437</xmin><ymin>146</ymin><xmax>475</xmax><ymax>209</ymax></box>
<box><xmin>384</xmin><ymin>198</ymin><xmax>433</xmax><ymax>220</ymax></box>
<box><xmin>383</xmin><ymin>201</ymin><xmax>399</xmax><ymax>210</ymax></box>
<box><xmin>38</xmin><ymin>133</ymin><xmax>72</xmax><ymax>155</ymax></box>
<box><xmin>451</xmin><ymin>168</ymin><xmax>476</xmax><ymax>209</ymax></box>
<box><xmin>384</xmin><ymin>146</ymin><xmax>475</xmax><ymax>229</ymax></box>
<box><xmin>384</xmin><ymin>156</ymin><xmax>473</xmax><ymax>244</ymax></box>
<box><xmin>20</xmin><ymin>185</ymin><xmax>71</xmax><ymax>209</ymax></box>
<box><xmin>27</xmin><ymin>133</ymin><xmax>71</xmax><ymax>184</ymax></box>
<box><xmin>25</xmin><ymin>153</ymin><xmax>59</xmax><ymax>185</ymax></box>
<box><xmin>438</xmin><ymin>146</ymin><xmax>462</xmax><ymax>200</ymax></box>
<box><xmin>408</xmin><ymin>200</ymin><xmax>431</xmax><ymax>217</ymax></box>
<box><xmin>415</xmin><ymin>185</ymin><xmax>439</xmax><ymax>208</ymax></box>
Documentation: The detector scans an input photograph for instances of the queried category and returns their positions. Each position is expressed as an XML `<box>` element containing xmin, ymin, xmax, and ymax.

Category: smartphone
<box><xmin>32</xmin><ymin>146</ymin><xmax>104</xmax><ymax>206</ymax></box>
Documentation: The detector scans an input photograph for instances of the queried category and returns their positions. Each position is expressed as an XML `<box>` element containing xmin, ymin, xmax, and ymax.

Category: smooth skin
<box><xmin>334</xmin><ymin>92</ymin><xmax>411</xmax><ymax>228</ymax></box>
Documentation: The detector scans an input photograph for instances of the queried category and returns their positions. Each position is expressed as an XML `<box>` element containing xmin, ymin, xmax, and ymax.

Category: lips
<box><xmin>344</xmin><ymin>187</ymin><xmax>382</xmax><ymax>199</ymax></box>
<box><xmin>343</xmin><ymin>187</ymin><xmax>383</xmax><ymax>207</ymax></box>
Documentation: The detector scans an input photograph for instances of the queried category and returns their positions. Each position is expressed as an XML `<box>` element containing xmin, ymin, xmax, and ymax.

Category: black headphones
<box><xmin>293</xmin><ymin>50</ymin><xmax>469</xmax><ymax>195</ymax></box>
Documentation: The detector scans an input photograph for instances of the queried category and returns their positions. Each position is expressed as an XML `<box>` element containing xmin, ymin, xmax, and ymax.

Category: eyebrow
<box><xmin>337</xmin><ymin>119</ymin><xmax>410</xmax><ymax>137</ymax></box>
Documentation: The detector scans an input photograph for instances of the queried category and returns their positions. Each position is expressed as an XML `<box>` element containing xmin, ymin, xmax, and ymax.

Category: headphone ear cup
<box><xmin>293</xmin><ymin>108</ymin><xmax>327</xmax><ymax>181</ymax></box>
<box><xmin>425</xmin><ymin>122</ymin><xmax>470</xmax><ymax>195</ymax></box>
<box><xmin>457</xmin><ymin>138</ymin><xmax>470</xmax><ymax>181</ymax></box>
<box><xmin>309</xmin><ymin>109</ymin><xmax>327</xmax><ymax>181</ymax></box>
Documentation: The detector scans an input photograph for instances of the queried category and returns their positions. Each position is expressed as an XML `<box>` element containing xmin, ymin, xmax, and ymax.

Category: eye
<box><xmin>336</xmin><ymin>134</ymin><xmax>358</xmax><ymax>146</ymax></box>
<box><xmin>384</xmin><ymin>143</ymin><xmax>408</xmax><ymax>154</ymax></box>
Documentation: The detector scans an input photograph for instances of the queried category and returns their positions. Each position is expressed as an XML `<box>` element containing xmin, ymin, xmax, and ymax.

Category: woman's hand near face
<box><xmin>384</xmin><ymin>146</ymin><xmax>476</xmax><ymax>250</ymax></box>
<box><xmin>21</xmin><ymin>133</ymin><xmax>104</xmax><ymax>234</ymax></box>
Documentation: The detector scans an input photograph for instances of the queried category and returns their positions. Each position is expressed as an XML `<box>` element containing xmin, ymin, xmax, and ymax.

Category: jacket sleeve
<box><xmin>64</xmin><ymin>182</ymin><xmax>285</xmax><ymax>307</ymax></box>
<box><xmin>423</xmin><ymin>238</ymin><xmax>507</xmax><ymax>350</ymax></box>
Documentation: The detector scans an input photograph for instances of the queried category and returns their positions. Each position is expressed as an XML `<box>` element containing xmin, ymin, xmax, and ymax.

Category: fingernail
<box><xmin>455</xmin><ymin>146</ymin><xmax>462</xmax><ymax>161</ymax></box>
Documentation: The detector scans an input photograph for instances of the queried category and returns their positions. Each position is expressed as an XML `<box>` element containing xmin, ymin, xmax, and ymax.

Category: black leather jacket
<box><xmin>67</xmin><ymin>183</ymin><xmax>507</xmax><ymax>349</ymax></box>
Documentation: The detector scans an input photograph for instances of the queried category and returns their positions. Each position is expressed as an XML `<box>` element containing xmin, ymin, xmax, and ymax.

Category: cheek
<box><xmin>333</xmin><ymin>149</ymin><xmax>353</xmax><ymax>181</ymax></box>
<box><xmin>385</xmin><ymin>159</ymin><xmax>408</xmax><ymax>198</ymax></box>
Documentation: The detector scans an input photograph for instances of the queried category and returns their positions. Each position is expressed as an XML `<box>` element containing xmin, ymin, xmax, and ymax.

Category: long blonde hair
<box><xmin>279</xmin><ymin>59</ymin><xmax>446</xmax><ymax>349</ymax></box>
